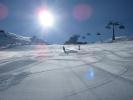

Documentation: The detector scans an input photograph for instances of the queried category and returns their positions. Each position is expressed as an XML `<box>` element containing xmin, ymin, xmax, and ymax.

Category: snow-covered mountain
<box><xmin>0</xmin><ymin>30</ymin><xmax>47</xmax><ymax>48</ymax></box>
<box><xmin>0</xmin><ymin>30</ymin><xmax>31</xmax><ymax>47</ymax></box>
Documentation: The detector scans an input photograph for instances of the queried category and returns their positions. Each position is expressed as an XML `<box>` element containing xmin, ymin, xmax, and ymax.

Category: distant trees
<box><xmin>86</xmin><ymin>33</ymin><xmax>91</xmax><ymax>36</ymax></box>
<box><xmin>106</xmin><ymin>21</ymin><xmax>125</xmax><ymax>41</ymax></box>
<box><xmin>96</xmin><ymin>32</ymin><xmax>103</xmax><ymax>43</ymax></box>
<box><xmin>65</xmin><ymin>35</ymin><xmax>80</xmax><ymax>44</ymax></box>
<box><xmin>82</xmin><ymin>36</ymin><xmax>86</xmax><ymax>39</ymax></box>
<box><xmin>82</xmin><ymin>33</ymin><xmax>92</xmax><ymax>43</ymax></box>
<box><xmin>64</xmin><ymin>34</ymin><xmax>88</xmax><ymax>44</ymax></box>
<box><xmin>64</xmin><ymin>31</ymin><xmax>111</xmax><ymax>44</ymax></box>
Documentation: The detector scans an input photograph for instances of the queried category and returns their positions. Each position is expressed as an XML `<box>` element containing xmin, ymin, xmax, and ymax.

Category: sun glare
<box><xmin>38</xmin><ymin>10</ymin><xmax>54</xmax><ymax>27</ymax></box>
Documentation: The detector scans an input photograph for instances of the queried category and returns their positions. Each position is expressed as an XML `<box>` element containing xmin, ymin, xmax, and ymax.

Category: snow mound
<box><xmin>105</xmin><ymin>36</ymin><xmax>133</xmax><ymax>43</ymax></box>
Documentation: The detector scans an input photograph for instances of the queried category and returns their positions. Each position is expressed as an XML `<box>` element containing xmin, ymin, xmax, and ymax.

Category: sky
<box><xmin>0</xmin><ymin>0</ymin><xmax>133</xmax><ymax>44</ymax></box>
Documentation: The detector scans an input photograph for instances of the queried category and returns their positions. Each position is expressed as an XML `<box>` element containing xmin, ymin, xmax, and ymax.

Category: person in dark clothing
<box><xmin>63</xmin><ymin>46</ymin><xmax>67</xmax><ymax>54</ymax></box>
<box><xmin>78</xmin><ymin>45</ymin><xmax>80</xmax><ymax>50</ymax></box>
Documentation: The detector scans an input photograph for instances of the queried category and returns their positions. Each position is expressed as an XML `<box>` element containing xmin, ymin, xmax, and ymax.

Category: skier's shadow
<box><xmin>66</xmin><ymin>49</ymin><xmax>78</xmax><ymax>54</ymax></box>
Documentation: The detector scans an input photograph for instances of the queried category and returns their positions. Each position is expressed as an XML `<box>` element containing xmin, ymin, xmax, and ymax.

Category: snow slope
<box><xmin>105</xmin><ymin>36</ymin><xmax>133</xmax><ymax>43</ymax></box>
<box><xmin>0</xmin><ymin>41</ymin><xmax>133</xmax><ymax>100</ymax></box>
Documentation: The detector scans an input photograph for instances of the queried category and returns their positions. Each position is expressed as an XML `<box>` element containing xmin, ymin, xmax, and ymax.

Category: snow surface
<box><xmin>105</xmin><ymin>36</ymin><xmax>133</xmax><ymax>43</ymax></box>
<box><xmin>0</xmin><ymin>41</ymin><xmax>133</xmax><ymax>100</ymax></box>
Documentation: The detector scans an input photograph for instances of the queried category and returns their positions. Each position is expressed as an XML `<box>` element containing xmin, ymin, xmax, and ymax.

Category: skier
<box><xmin>63</xmin><ymin>46</ymin><xmax>67</xmax><ymax>54</ymax></box>
<box><xmin>78</xmin><ymin>45</ymin><xmax>80</xmax><ymax>50</ymax></box>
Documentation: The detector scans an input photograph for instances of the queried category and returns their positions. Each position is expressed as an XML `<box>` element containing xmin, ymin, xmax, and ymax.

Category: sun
<box><xmin>38</xmin><ymin>10</ymin><xmax>54</xmax><ymax>27</ymax></box>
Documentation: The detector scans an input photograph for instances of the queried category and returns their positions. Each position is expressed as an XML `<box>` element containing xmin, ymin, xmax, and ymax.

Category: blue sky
<box><xmin>0</xmin><ymin>0</ymin><xmax>133</xmax><ymax>44</ymax></box>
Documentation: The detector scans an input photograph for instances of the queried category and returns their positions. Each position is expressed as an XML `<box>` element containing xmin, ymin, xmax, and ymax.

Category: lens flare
<box><xmin>0</xmin><ymin>3</ymin><xmax>8</xmax><ymax>20</ymax></box>
<box><xmin>34</xmin><ymin>44</ymin><xmax>49</xmax><ymax>61</ymax></box>
<box><xmin>86</xmin><ymin>67</ymin><xmax>94</xmax><ymax>80</ymax></box>
<box><xmin>73</xmin><ymin>4</ymin><xmax>92</xmax><ymax>21</ymax></box>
